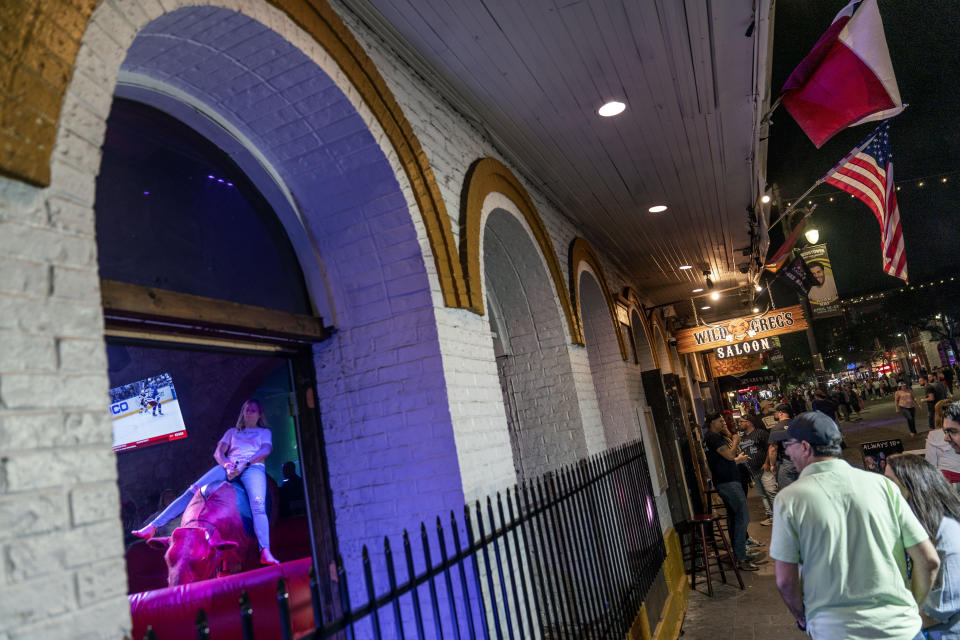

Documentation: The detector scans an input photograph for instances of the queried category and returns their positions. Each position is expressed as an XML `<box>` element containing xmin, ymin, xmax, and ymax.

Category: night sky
<box><xmin>767</xmin><ymin>0</ymin><xmax>960</xmax><ymax>298</ymax></box>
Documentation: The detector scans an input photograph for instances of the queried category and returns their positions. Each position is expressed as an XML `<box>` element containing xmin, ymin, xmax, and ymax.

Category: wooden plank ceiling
<box><xmin>344</xmin><ymin>0</ymin><xmax>770</xmax><ymax>316</ymax></box>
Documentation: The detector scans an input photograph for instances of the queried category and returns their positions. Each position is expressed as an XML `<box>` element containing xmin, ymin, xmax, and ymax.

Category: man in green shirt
<box><xmin>769</xmin><ymin>412</ymin><xmax>941</xmax><ymax>639</ymax></box>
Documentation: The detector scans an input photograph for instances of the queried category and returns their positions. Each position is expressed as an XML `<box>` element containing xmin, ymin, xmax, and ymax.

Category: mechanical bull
<box><xmin>148</xmin><ymin>479</ymin><xmax>277</xmax><ymax>585</ymax></box>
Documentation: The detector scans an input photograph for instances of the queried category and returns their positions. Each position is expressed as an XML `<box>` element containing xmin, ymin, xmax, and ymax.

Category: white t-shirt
<box><xmin>219</xmin><ymin>427</ymin><xmax>272</xmax><ymax>465</ymax></box>
<box><xmin>926</xmin><ymin>429</ymin><xmax>960</xmax><ymax>474</ymax></box>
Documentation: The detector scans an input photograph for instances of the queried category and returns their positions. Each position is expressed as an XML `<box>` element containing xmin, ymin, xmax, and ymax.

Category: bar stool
<box><xmin>704</xmin><ymin>488</ymin><xmax>727</xmax><ymax>518</ymax></box>
<box><xmin>685</xmin><ymin>513</ymin><xmax>744</xmax><ymax>596</ymax></box>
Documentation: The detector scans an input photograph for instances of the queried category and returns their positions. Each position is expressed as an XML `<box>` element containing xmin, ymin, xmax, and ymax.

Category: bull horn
<box><xmin>205</xmin><ymin>529</ymin><xmax>239</xmax><ymax>551</ymax></box>
<box><xmin>147</xmin><ymin>536</ymin><xmax>172</xmax><ymax>550</ymax></box>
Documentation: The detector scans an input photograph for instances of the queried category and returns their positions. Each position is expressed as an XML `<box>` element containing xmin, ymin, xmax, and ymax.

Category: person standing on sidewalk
<box><xmin>770</xmin><ymin>412</ymin><xmax>941</xmax><ymax>639</ymax></box>
<box><xmin>768</xmin><ymin>404</ymin><xmax>799</xmax><ymax>491</ymax></box>
<box><xmin>738</xmin><ymin>416</ymin><xmax>775</xmax><ymax>526</ymax></box>
<box><xmin>922</xmin><ymin>375</ymin><xmax>949</xmax><ymax>433</ymax></box>
<box><xmin>944</xmin><ymin>402</ymin><xmax>960</xmax><ymax>458</ymax></box>
<box><xmin>927</xmin><ymin>399</ymin><xmax>960</xmax><ymax>487</ymax></box>
<box><xmin>942</xmin><ymin>366</ymin><xmax>955</xmax><ymax>395</ymax></box>
<box><xmin>884</xmin><ymin>454</ymin><xmax>960</xmax><ymax>640</ymax></box>
<box><xmin>703</xmin><ymin>412</ymin><xmax>761</xmax><ymax>572</ymax></box>
<box><xmin>812</xmin><ymin>389</ymin><xmax>839</xmax><ymax>423</ymax></box>
<box><xmin>896</xmin><ymin>382</ymin><xmax>920</xmax><ymax>435</ymax></box>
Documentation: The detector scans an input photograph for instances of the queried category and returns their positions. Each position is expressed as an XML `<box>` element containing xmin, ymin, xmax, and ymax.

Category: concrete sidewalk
<box><xmin>680</xmin><ymin>390</ymin><xmax>931</xmax><ymax>639</ymax></box>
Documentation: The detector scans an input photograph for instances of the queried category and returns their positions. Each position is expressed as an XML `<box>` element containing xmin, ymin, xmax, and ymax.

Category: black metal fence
<box><xmin>144</xmin><ymin>440</ymin><xmax>666</xmax><ymax>640</ymax></box>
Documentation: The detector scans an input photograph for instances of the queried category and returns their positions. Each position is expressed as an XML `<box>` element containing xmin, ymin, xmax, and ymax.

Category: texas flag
<box><xmin>781</xmin><ymin>0</ymin><xmax>903</xmax><ymax>148</ymax></box>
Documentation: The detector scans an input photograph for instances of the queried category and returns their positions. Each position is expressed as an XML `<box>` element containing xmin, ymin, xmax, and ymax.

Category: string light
<box><xmin>842</xmin><ymin>277</ymin><xmax>960</xmax><ymax>305</ymax></box>
<box><xmin>785</xmin><ymin>169</ymin><xmax>958</xmax><ymax>205</ymax></box>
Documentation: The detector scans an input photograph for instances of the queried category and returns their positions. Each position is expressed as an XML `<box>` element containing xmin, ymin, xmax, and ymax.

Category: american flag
<box><xmin>824</xmin><ymin>122</ymin><xmax>908</xmax><ymax>281</ymax></box>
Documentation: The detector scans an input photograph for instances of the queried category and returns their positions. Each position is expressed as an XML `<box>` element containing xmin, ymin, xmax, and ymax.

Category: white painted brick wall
<box><xmin>0</xmin><ymin>0</ymin><xmax>681</xmax><ymax>636</ymax></box>
<box><xmin>329</xmin><ymin>0</ymin><xmax>664</xmax><ymax>476</ymax></box>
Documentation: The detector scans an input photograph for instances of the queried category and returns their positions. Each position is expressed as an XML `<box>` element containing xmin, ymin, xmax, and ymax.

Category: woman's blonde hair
<box><xmin>935</xmin><ymin>398</ymin><xmax>952</xmax><ymax>430</ymax></box>
<box><xmin>235</xmin><ymin>399</ymin><xmax>270</xmax><ymax>430</ymax></box>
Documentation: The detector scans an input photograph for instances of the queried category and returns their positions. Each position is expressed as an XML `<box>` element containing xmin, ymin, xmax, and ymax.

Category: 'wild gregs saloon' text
<box><xmin>673</xmin><ymin>305</ymin><xmax>809</xmax><ymax>355</ymax></box>
<box><xmin>714</xmin><ymin>337</ymin><xmax>772</xmax><ymax>359</ymax></box>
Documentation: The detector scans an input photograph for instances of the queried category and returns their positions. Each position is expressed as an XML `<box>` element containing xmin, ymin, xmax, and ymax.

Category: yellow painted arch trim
<box><xmin>569</xmin><ymin>237</ymin><xmax>627</xmax><ymax>361</ymax></box>
<box><xmin>652</xmin><ymin>322</ymin><xmax>678</xmax><ymax>373</ymax></box>
<box><xmin>4</xmin><ymin>0</ymin><xmax>468</xmax><ymax>309</ymax></box>
<box><xmin>256</xmin><ymin>0</ymin><xmax>468</xmax><ymax>309</ymax></box>
<box><xmin>621</xmin><ymin>286</ymin><xmax>659</xmax><ymax>369</ymax></box>
<box><xmin>460</xmin><ymin>158</ymin><xmax>582</xmax><ymax>345</ymax></box>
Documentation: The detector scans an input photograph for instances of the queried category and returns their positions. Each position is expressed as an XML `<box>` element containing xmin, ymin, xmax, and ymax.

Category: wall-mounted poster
<box><xmin>800</xmin><ymin>243</ymin><xmax>842</xmax><ymax>317</ymax></box>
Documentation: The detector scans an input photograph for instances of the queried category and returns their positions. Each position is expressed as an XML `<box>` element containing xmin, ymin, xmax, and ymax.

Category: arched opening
<box><xmin>631</xmin><ymin>310</ymin><xmax>658</xmax><ymax>372</ymax></box>
<box><xmin>654</xmin><ymin>324</ymin><xmax>675</xmax><ymax>374</ymax></box>
<box><xmin>483</xmin><ymin>209</ymin><xmax>587</xmax><ymax>480</ymax></box>
<box><xmin>579</xmin><ymin>270</ymin><xmax>629</xmax><ymax>447</ymax></box>
<box><xmin>87</xmin><ymin>7</ymin><xmax>466</xmax><ymax>624</ymax></box>
<box><xmin>96</xmin><ymin>98</ymin><xmax>329</xmax><ymax>595</ymax></box>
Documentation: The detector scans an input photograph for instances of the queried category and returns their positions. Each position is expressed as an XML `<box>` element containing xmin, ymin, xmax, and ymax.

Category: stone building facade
<box><xmin>0</xmin><ymin>1</ymin><xmax>703</xmax><ymax>636</ymax></box>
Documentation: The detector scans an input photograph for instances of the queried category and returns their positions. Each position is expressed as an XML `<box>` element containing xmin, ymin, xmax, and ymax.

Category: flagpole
<box><xmin>769</xmin><ymin>117</ymin><xmax>896</xmax><ymax>229</ymax></box>
<box><xmin>760</xmin><ymin>96</ymin><xmax>783</xmax><ymax>125</ymax></box>
<box><xmin>769</xmin><ymin>182</ymin><xmax>823</xmax><ymax>229</ymax></box>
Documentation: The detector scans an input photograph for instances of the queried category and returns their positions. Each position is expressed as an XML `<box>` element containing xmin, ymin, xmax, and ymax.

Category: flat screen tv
<box><xmin>110</xmin><ymin>373</ymin><xmax>187</xmax><ymax>452</ymax></box>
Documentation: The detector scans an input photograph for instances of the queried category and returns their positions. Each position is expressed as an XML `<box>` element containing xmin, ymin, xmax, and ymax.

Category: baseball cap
<box><xmin>769</xmin><ymin>411</ymin><xmax>842</xmax><ymax>446</ymax></box>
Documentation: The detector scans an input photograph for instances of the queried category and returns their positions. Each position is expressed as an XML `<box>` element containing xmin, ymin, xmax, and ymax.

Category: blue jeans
<box><xmin>715</xmin><ymin>481</ymin><xmax>749</xmax><ymax>561</ymax></box>
<box><xmin>149</xmin><ymin>464</ymin><xmax>271</xmax><ymax>550</ymax></box>
<box><xmin>778</xmin><ymin>459</ymin><xmax>799</xmax><ymax>490</ymax></box>
<box><xmin>749</xmin><ymin>467</ymin><xmax>775</xmax><ymax>518</ymax></box>
<box><xmin>900</xmin><ymin>406</ymin><xmax>917</xmax><ymax>434</ymax></box>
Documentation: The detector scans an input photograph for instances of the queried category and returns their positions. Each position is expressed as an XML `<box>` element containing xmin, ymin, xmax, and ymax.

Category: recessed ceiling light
<box><xmin>761</xmin><ymin>194</ymin><xmax>771</xmax><ymax>204</ymax></box>
<box><xmin>710</xmin><ymin>291</ymin><xmax>720</xmax><ymax>301</ymax></box>
<box><xmin>752</xmin><ymin>307</ymin><xmax>760</xmax><ymax>313</ymax></box>
<box><xmin>598</xmin><ymin>101</ymin><xmax>626</xmax><ymax>117</ymax></box>
<box><xmin>692</xmin><ymin>288</ymin><xmax>703</xmax><ymax>293</ymax></box>
<box><xmin>648</xmin><ymin>205</ymin><xmax>668</xmax><ymax>213</ymax></box>
<box><xmin>701</xmin><ymin>306</ymin><xmax>711</xmax><ymax>310</ymax></box>
<box><xmin>755</xmin><ymin>284</ymin><xmax>762</xmax><ymax>292</ymax></box>
<box><xmin>679</xmin><ymin>265</ymin><xmax>692</xmax><ymax>270</ymax></box>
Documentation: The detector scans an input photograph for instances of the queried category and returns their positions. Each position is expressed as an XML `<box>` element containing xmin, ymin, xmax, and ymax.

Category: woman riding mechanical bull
<box><xmin>133</xmin><ymin>399</ymin><xmax>279</xmax><ymax>567</ymax></box>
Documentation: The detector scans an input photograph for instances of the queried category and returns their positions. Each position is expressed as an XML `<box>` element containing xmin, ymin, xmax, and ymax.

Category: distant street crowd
<box><xmin>700</xmin><ymin>368</ymin><xmax>960</xmax><ymax>639</ymax></box>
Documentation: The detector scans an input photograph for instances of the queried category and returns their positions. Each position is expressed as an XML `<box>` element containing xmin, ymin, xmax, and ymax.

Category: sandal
<box><xmin>132</xmin><ymin>525</ymin><xmax>156</xmax><ymax>540</ymax></box>
<box><xmin>260</xmin><ymin>548</ymin><xmax>280</xmax><ymax>566</ymax></box>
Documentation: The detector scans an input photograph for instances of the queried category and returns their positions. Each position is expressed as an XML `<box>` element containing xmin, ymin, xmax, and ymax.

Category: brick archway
<box><xmin>569</xmin><ymin>237</ymin><xmax>628</xmax><ymax>361</ymax></box>
<box><xmin>460</xmin><ymin>157</ymin><xmax>581</xmax><ymax>344</ymax></box>
<box><xmin>0</xmin><ymin>0</ymin><xmax>467</xmax><ymax>309</ymax></box>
